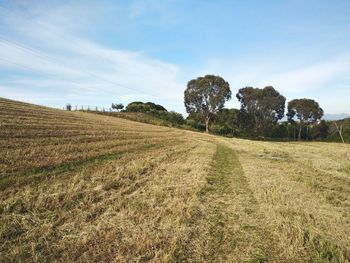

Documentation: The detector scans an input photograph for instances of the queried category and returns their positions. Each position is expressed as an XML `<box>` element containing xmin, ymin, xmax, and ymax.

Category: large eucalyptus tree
<box><xmin>236</xmin><ymin>86</ymin><xmax>286</xmax><ymax>136</ymax></box>
<box><xmin>287</xmin><ymin>98</ymin><xmax>323</xmax><ymax>140</ymax></box>
<box><xmin>184</xmin><ymin>75</ymin><xmax>231</xmax><ymax>133</ymax></box>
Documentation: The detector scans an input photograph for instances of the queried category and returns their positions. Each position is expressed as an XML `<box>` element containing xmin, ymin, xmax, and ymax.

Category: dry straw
<box><xmin>335</xmin><ymin>122</ymin><xmax>350</xmax><ymax>162</ymax></box>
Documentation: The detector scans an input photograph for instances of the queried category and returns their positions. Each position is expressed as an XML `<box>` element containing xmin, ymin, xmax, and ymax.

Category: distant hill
<box><xmin>323</xmin><ymin>113</ymin><xmax>350</xmax><ymax>121</ymax></box>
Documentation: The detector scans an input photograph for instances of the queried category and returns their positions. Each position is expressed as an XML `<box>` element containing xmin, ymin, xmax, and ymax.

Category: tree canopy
<box><xmin>236</xmin><ymin>86</ymin><xmax>286</xmax><ymax>136</ymax></box>
<box><xmin>125</xmin><ymin>101</ymin><xmax>167</xmax><ymax>113</ymax></box>
<box><xmin>111</xmin><ymin>103</ymin><xmax>124</xmax><ymax>111</ymax></box>
<box><xmin>184</xmin><ymin>75</ymin><xmax>231</xmax><ymax>132</ymax></box>
<box><xmin>287</xmin><ymin>98</ymin><xmax>323</xmax><ymax>140</ymax></box>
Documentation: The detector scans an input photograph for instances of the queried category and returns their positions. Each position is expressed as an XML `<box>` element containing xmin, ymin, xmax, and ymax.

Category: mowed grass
<box><xmin>218</xmin><ymin>138</ymin><xmax>350</xmax><ymax>262</ymax></box>
<box><xmin>0</xmin><ymin>98</ymin><xmax>216</xmax><ymax>262</ymax></box>
<box><xmin>0</xmin><ymin>97</ymin><xmax>349</xmax><ymax>262</ymax></box>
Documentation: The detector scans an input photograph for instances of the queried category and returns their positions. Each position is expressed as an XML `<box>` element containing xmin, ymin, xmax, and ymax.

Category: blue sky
<box><xmin>0</xmin><ymin>0</ymin><xmax>349</xmax><ymax>115</ymax></box>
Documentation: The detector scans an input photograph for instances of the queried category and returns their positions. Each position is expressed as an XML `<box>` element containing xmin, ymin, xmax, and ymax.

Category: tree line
<box><xmin>184</xmin><ymin>75</ymin><xmax>324</xmax><ymax>141</ymax></box>
<box><xmin>108</xmin><ymin>74</ymin><xmax>347</xmax><ymax>141</ymax></box>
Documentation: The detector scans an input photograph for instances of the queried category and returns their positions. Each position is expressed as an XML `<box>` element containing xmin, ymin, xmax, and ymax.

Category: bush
<box><xmin>125</xmin><ymin>101</ymin><xmax>167</xmax><ymax>113</ymax></box>
<box><xmin>156</xmin><ymin>111</ymin><xmax>185</xmax><ymax>126</ymax></box>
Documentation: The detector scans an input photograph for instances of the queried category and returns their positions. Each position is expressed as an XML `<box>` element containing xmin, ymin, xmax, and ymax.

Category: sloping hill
<box><xmin>324</xmin><ymin>113</ymin><xmax>350</xmax><ymax>121</ymax></box>
<box><xmin>90</xmin><ymin>110</ymin><xmax>180</xmax><ymax>128</ymax></box>
<box><xmin>0</xmin><ymin>98</ymin><xmax>215</xmax><ymax>262</ymax></box>
<box><xmin>0</xmin><ymin>98</ymin><xmax>186</xmax><ymax>181</ymax></box>
<box><xmin>0</xmin><ymin>98</ymin><xmax>349</xmax><ymax>262</ymax></box>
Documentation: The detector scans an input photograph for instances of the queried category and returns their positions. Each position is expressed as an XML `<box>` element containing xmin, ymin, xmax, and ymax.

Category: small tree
<box><xmin>111</xmin><ymin>103</ymin><xmax>124</xmax><ymax>112</ymax></box>
<box><xmin>164</xmin><ymin>111</ymin><xmax>185</xmax><ymax>126</ymax></box>
<box><xmin>66</xmin><ymin>103</ymin><xmax>72</xmax><ymax>111</ymax></box>
<box><xmin>184</xmin><ymin>75</ymin><xmax>231</xmax><ymax>133</ymax></box>
<box><xmin>287</xmin><ymin>98</ymin><xmax>323</xmax><ymax>141</ymax></box>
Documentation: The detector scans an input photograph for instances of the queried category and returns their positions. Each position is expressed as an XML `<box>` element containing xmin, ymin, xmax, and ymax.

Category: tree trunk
<box><xmin>205</xmin><ymin>114</ymin><xmax>210</xmax><ymax>133</ymax></box>
<box><xmin>298</xmin><ymin>124</ymin><xmax>302</xmax><ymax>141</ymax></box>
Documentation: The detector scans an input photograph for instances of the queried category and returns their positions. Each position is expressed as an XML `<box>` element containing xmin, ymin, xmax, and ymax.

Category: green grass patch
<box><xmin>304</xmin><ymin>232</ymin><xmax>348</xmax><ymax>263</ymax></box>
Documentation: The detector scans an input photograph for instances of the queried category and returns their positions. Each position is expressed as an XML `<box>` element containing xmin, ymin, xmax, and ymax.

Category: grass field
<box><xmin>0</xmin><ymin>97</ymin><xmax>349</xmax><ymax>262</ymax></box>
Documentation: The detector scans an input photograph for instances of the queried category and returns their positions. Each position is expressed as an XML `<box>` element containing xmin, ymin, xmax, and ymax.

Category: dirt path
<box><xmin>197</xmin><ymin>144</ymin><xmax>273</xmax><ymax>262</ymax></box>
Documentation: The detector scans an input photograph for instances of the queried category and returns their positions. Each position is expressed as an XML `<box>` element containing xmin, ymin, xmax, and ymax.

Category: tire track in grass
<box><xmin>198</xmin><ymin>144</ymin><xmax>273</xmax><ymax>263</ymax></box>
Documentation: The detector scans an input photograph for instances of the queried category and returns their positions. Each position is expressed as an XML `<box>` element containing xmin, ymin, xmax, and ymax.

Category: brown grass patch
<box><xmin>1</xmin><ymin>98</ymin><xmax>349</xmax><ymax>262</ymax></box>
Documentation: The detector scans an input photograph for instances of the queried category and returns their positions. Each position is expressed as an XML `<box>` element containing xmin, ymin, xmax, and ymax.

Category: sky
<box><xmin>0</xmin><ymin>0</ymin><xmax>349</xmax><ymax>115</ymax></box>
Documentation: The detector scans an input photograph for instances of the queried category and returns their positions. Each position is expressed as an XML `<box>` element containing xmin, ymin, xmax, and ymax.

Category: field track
<box><xmin>0</xmin><ymin>98</ymin><xmax>349</xmax><ymax>262</ymax></box>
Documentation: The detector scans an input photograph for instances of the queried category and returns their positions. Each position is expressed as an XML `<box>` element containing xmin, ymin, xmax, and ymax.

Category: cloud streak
<box><xmin>267</xmin><ymin>55</ymin><xmax>350</xmax><ymax>93</ymax></box>
<box><xmin>0</xmin><ymin>1</ymin><xmax>349</xmax><ymax>114</ymax></box>
<box><xmin>0</xmin><ymin>2</ymin><xmax>185</xmax><ymax>110</ymax></box>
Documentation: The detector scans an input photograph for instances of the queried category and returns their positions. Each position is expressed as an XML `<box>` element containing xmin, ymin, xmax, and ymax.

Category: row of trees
<box><xmin>187</xmin><ymin>108</ymin><xmax>330</xmax><ymax>140</ymax></box>
<box><xmin>184</xmin><ymin>75</ymin><xmax>324</xmax><ymax>140</ymax></box>
<box><xmin>108</xmin><ymin>98</ymin><xmax>348</xmax><ymax>141</ymax></box>
<box><xmin>106</xmin><ymin>74</ymin><xmax>330</xmax><ymax>141</ymax></box>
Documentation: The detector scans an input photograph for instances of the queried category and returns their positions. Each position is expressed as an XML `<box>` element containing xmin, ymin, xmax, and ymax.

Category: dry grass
<box><xmin>218</xmin><ymin>138</ymin><xmax>350</xmax><ymax>262</ymax></box>
<box><xmin>1</xmin><ymin>97</ymin><xmax>349</xmax><ymax>262</ymax></box>
<box><xmin>0</xmin><ymin>98</ymin><xmax>216</xmax><ymax>262</ymax></box>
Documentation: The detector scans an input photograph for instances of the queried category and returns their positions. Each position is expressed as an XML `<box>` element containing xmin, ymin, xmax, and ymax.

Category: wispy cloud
<box><xmin>193</xmin><ymin>52</ymin><xmax>350</xmax><ymax>113</ymax></box>
<box><xmin>0</xmin><ymin>1</ymin><xmax>349</xmax><ymax>114</ymax></box>
<box><xmin>267</xmin><ymin>54</ymin><xmax>350</xmax><ymax>93</ymax></box>
<box><xmin>197</xmin><ymin>52</ymin><xmax>350</xmax><ymax>94</ymax></box>
<box><xmin>0</xmin><ymin>1</ymin><xmax>185</xmax><ymax>109</ymax></box>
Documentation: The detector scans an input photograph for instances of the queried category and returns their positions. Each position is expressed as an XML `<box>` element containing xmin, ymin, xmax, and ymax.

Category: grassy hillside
<box><xmin>0</xmin><ymin>98</ymin><xmax>349</xmax><ymax>262</ymax></box>
<box><xmin>88</xmin><ymin>111</ymin><xmax>180</xmax><ymax>128</ymax></box>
